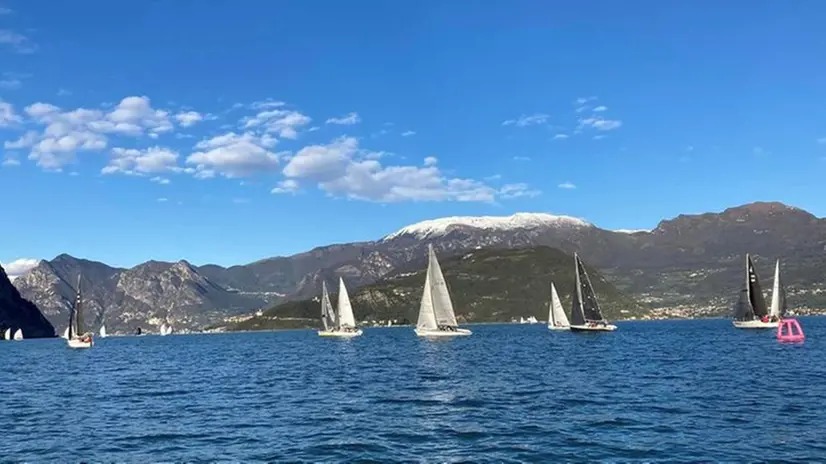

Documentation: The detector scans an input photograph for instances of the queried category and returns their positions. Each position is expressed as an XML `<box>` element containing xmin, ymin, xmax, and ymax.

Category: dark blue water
<box><xmin>2</xmin><ymin>318</ymin><xmax>826</xmax><ymax>462</ymax></box>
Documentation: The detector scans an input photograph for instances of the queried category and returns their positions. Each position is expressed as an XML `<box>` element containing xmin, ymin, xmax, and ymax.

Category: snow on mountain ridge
<box><xmin>383</xmin><ymin>213</ymin><xmax>591</xmax><ymax>240</ymax></box>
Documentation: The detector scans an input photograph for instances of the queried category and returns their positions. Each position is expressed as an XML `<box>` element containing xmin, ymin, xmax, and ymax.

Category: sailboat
<box><xmin>547</xmin><ymin>282</ymin><xmax>570</xmax><ymax>330</ymax></box>
<box><xmin>318</xmin><ymin>278</ymin><xmax>363</xmax><ymax>337</ymax></box>
<box><xmin>62</xmin><ymin>327</ymin><xmax>70</xmax><ymax>339</ymax></box>
<box><xmin>414</xmin><ymin>244</ymin><xmax>472</xmax><ymax>337</ymax></box>
<box><xmin>3</xmin><ymin>328</ymin><xmax>10</xmax><ymax>340</ymax></box>
<box><xmin>569</xmin><ymin>253</ymin><xmax>617</xmax><ymax>332</ymax></box>
<box><xmin>733</xmin><ymin>254</ymin><xmax>776</xmax><ymax>329</ymax></box>
<box><xmin>12</xmin><ymin>328</ymin><xmax>23</xmax><ymax>340</ymax></box>
<box><xmin>99</xmin><ymin>324</ymin><xmax>107</xmax><ymax>338</ymax></box>
<box><xmin>769</xmin><ymin>259</ymin><xmax>788</xmax><ymax>323</ymax></box>
<box><xmin>67</xmin><ymin>275</ymin><xmax>94</xmax><ymax>348</ymax></box>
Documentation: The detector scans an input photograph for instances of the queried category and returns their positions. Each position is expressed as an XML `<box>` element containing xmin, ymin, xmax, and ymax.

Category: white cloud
<box><xmin>243</xmin><ymin>109</ymin><xmax>311</xmax><ymax>139</ymax></box>
<box><xmin>0</xmin><ymin>99</ymin><xmax>21</xmax><ymax>126</ymax></box>
<box><xmin>401</xmin><ymin>130</ymin><xmax>416</xmax><ymax>137</ymax></box>
<box><xmin>593</xmin><ymin>105</ymin><xmax>608</xmax><ymax>112</ymax></box>
<box><xmin>11</xmin><ymin>96</ymin><xmax>183</xmax><ymax>170</ymax></box>
<box><xmin>499</xmin><ymin>183</ymin><xmax>541</xmax><ymax>199</ymax></box>
<box><xmin>271</xmin><ymin>179</ymin><xmax>300</xmax><ymax>194</ymax></box>
<box><xmin>553</xmin><ymin>133</ymin><xmax>569</xmax><ymax>140</ymax></box>
<box><xmin>502</xmin><ymin>113</ymin><xmax>549</xmax><ymax>127</ymax></box>
<box><xmin>250</xmin><ymin>99</ymin><xmax>286</xmax><ymax>110</ymax></box>
<box><xmin>102</xmin><ymin>146</ymin><xmax>181</xmax><ymax>176</ymax></box>
<box><xmin>0</xmin><ymin>29</ymin><xmax>37</xmax><ymax>53</ymax></box>
<box><xmin>513</xmin><ymin>156</ymin><xmax>531</xmax><ymax>161</ymax></box>
<box><xmin>423</xmin><ymin>156</ymin><xmax>438</xmax><ymax>167</ymax></box>
<box><xmin>578</xmin><ymin>116</ymin><xmax>622</xmax><ymax>131</ymax></box>
<box><xmin>150</xmin><ymin>176</ymin><xmax>170</xmax><ymax>185</ymax></box>
<box><xmin>281</xmin><ymin>137</ymin><xmax>527</xmax><ymax>203</ymax></box>
<box><xmin>187</xmin><ymin>132</ymin><xmax>280</xmax><ymax>178</ymax></box>
<box><xmin>1</xmin><ymin>258</ymin><xmax>40</xmax><ymax>279</ymax></box>
<box><xmin>0</xmin><ymin>78</ymin><xmax>21</xmax><ymax>89</ymax></box>
<box><xmin>1</xmin><ymin>156</ymin><xmax>20</xmax><ymax>167</ymax></box>
<box><xmin>157</xmin><ymin>197</ymin><xmax>168</xmax><ymax>203</ymax></box>
<box><xmin>4</xmin><ymin>130</ymin><xmax>39</xmax><ymax>149</ymax></box>
<box><xmin>558</xmin><ymin>182</ymin><xmax>576</xmax><ymax>189</ymax></box>
<box><xmin>325</xmin><ymin>112</ymin><xmax>361</xmax><ymax>125</ymax></box>
<box><xmin>175</xmin><ymin>111</ymin><xmax>203</xmax><ymax>127</ymax></box>
<box><xmin>484</xmin><ymin>174</ymin><xmax>502</xmax><ymax>181</ymax></box>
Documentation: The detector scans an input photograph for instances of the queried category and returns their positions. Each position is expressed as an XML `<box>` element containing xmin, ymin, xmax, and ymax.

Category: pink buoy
<box><xmin>777</xmin><ymin>318</ymin><xmax>805</xmax><ymax>342</ymax></box>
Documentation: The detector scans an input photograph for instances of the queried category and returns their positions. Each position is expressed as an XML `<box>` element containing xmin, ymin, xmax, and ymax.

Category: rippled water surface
<box><xmin>2</xmin><ymin>318</ymin><xmax>826</xmax><ymax>462</ymax></box>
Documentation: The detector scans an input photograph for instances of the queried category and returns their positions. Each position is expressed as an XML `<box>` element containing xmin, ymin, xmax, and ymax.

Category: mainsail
<box><xmin>427</xmin><ymin>244</ymin><xmax>458</xmax><ymax>327</ymax></box>
<box><xmin>769</xmin><ymin>259</ymin><xmax>788</xmax><ymax>319</ymax></box>
<box><xmin>320</xmin><ymin>281</ymin><xmax>335</xmax><ymax>330</ymax></box>
<box><xmin>68</xmin><ymin>275</ymin><xmax>84</xmax><ymax>339</ymax></box>
<box><xmin>569</xmin><ymin>253</ymin><xmax>606</xmax><ymax>325</ymax></box>
<box><xmin>416</xmin><ymin>271</ymin><xmax>438</xmax><ymax>330</ymax></box>
<box><xmin>746</xmin><ymin>254</ymin><xmax>769</xmax><ymax>319</ymax></box>
<box><xmin>733</xmin><ymin>288</ymin><xmax>753</xmax><ymax>321</ymax></box>
<box><xmin>337</xmin><ymin>277</ymin><xmax>357</xmax><ymax>328</ymax></box>
<box><xmin>548</xmin><ymin>282</ymin><xmax>569</xmax><ymax>327</ymax></box>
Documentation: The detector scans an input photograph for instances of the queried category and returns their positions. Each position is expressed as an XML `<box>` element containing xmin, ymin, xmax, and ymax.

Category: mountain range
<box><xmin>225</xmin><ymin>246</ymin><xmax>645</xmax><ymax>331</ymax></box>
<box><xmin>1</xmin><ymin>265</ymin><xmax>54</xmax><ymax>338</ymax></box>
<box><xmin>12</xmin><ymin>201</ymin><xmax>826</xmax><ymax>333</ymax></box>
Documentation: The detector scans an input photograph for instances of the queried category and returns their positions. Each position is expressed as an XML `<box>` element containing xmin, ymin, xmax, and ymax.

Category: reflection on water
<box><xmin>2</xmin><ymin>319</ymin><xmax>826</xmax><ymax>461</ymax></box>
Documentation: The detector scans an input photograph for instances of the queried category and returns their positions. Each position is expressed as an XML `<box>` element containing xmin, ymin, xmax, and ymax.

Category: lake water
<box><xmin>2</xmin><ymin>318</ymin><xmax>826</xmax><ymax>462</ymax></box>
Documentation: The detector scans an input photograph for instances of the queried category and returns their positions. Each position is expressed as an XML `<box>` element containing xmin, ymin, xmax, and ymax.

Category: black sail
<box><xmin>577</xmin><ymin>255</ymin><xmax>606</xmax><ymax>322</ymax></box>
<box><xmin>569</xmin><ymin>259</ymin><xmax>586</xmax><ymax>326</ymax></box>
<box><xmin>733</xmin><ymin>288</ymin><xmax>753</xmax><ymax>321</ymax></box>
<box><xmin>746</xmin><ymin>255</ymin><xmax>769</xmax><ymax>318</ymax></box>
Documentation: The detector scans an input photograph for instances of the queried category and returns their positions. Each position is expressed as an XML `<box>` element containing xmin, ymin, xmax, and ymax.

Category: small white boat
<box><xmin>3</xmin><ymin>328</ymin><xmax>10</xmax><ymax>340</ymax></box>
<box><xmin>414</xmin><ymin>244</ymin><xmax>472</xmax><ymax>337</ymax></box>
<box><xmin>317</xmin><ymin>278</ymin><xmax>363</xmax><ymax>337</ymax></box>
<box><xmin>568</xmin><ymin>253</ymin><xmax>617</xmax><ymax>332</ymax></box>
<box><xmin>99</xmin><ymin>324</ymin><xmax>107</xmax><ymax>338</ymax></box>
<box><xmin>12</xmin><ymin>328</ymin><xmax>23</xmax><ymax>341</ymax></box>
<box><xmin>732</xmin><ymin>254</ymin><xmax>778</xmax><ymax>329</ymax></box>
<box><xmin>67</xmin><ymin>275</ymin><xmax>93</xmax><ymax>349</ymax></box>
<box><xmin>547</xmin><ymin>282</ymin><xmax>570</xmax><ymax>330</ymax></box>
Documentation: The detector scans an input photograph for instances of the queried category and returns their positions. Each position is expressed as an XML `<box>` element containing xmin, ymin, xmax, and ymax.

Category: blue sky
<box><xmin>2</xmin><ymin>0</ymin><xmax>825</xmax><ymax>274</ymax></box>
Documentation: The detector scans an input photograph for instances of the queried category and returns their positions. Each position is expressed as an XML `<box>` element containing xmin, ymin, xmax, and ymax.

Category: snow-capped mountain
<box><xmin>383</xmin><ymin>213</ymin><xmax>591</xmax><ymax>240</ymax></box>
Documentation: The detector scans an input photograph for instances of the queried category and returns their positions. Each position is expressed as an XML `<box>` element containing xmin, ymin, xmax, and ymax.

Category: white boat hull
<box><xmin>415</xmin><ymin>328</ymin><xmax>472</xmax><ymax>337</ymax></box>
<box><xmin>318</xmin><ymin>329</ymin><xmax>363</xmax><ymax>338</ymax></box>
<box><xmin>548</xmin><ymin>325</ymin><xmax>570</xmax><ymax>331</ymax></box>
<box><xmin>67</xmin><ymin>338</ymin><xmax>93</xmax><ymax>349</ymax></box>
<box><xmin>733</xmin><ymin>319</ymin><xmax>779</xmax><ymax>329</ymax></box>
<box><xmin>570</xmin><ymin>324</ymin><xmax>617</xmax><ymax>332</ymax></box>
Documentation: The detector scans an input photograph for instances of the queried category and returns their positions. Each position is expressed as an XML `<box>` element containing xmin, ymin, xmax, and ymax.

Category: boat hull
<box><xmin>548</xmin><ymin>325</ymin><xmax>570</xmax><ymax>331</ymax></box>
<box><xmin>414</xmin><ymin>328</ymin><xmax>472</xmax><ymax>337</ymax></box>
<box><xmin>318</xmin><ymin>329</ymin><xmax>363</xmax><ymax>338</ymax></box>
<box><xmin>570</xmin><ymin>324</ymin><xmax>617</xmax><ymax>332</ymax></box>
<box><xmin>67</xmin><ymin>338</ymin><xmax>93</xmax><ymax>349</ymax></box>
<box><xmin>733</xmin><ymin>319</ymin><xmax>779</xmax><ymax>329</ymax></box>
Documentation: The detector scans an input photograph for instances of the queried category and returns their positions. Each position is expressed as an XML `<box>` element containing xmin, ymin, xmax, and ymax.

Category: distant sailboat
<box><xmin>769</xmin><ymin>259</ymin><xmax>788</xmax><ymax>322</ymax></box>
<box><xmin>160</xmin><ymin>323</ymin><xmax>172</xmax><ymax>336</ymax></box>
<box><xmin>526</xmin><ymin>316</ymin><xmax>538</xmax><ymax>324</ymax></box>
<box><xmin>414</xmin><ymin>244</ymin><xmax>471</xmax><ymax>337</ymax></box>
<box><xmin>733</xmin><ymin>254</ymin><xmax>777</xmax><ymax>329</ymax></box>
<box><xmin>318</xmin><ymin>278</ymin><xmax>363</xmax><ymax>337</ymax></box>
<box><xmin>67</xmin><ymin>275</ymin><xmax>94</xmax><ymax>348</ymax></box>
<box><xmin>62</xmin><ymin>327</ymin><xmax>70</xmax><ymax>339</ymax></box>
<box><xmin>4</xmin><ymin>328</ymin><xmax>11</xmax><ymax>340</ymax></box>
<box><xmin>99</xmin><ymin>324</ymin><xmax>107</xmax><ymax>338</ymax></box>
<box><xmin>547</xmin><ymin>282</ymin><xmax>570</xmax><ymax>330</ymax></box>
<box><xmin>569</xmin><ymin>253</ymin><xmax>617</xmax><ymax>332</ymax></box>
<box><xmin>12</xmin><ymin>328</ymin><xmax>23</xmax><ymax>341</ymax></box>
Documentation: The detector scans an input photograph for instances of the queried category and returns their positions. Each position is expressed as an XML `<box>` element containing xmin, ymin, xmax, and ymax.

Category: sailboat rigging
<box><xmin>67</xmin><ymin>275</ymin><xmax>94</xmax><ymax>348</ymax></box>
<box><xmin>732</xmin><ymin>254</ymin><xmax>778</xmax><ymax>329</ymax></box>
<box><xmin>414</xmin><ymin>244</ymin><xmax>471</xmax><ymax>337</ymax></box>
<box><xmin>318</xmin><ymin>278</ymin><xmax>363</xmax><ymax>337</ymax></box>
<box><xmin>547</xmin><ymin>282</ymin><xmax>570</xmax><ymax>330</ymax></box>
<box><xmin>569</xmin><ymin>253</ymin><xmax>617</xmax><ymax>332</ymax></box>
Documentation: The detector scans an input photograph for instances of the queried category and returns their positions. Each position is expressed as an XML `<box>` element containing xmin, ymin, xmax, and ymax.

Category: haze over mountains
<box><xmin>11</xmin><ymin>201</ymin><xmax>826</xmax><ymax>333</ymax></box>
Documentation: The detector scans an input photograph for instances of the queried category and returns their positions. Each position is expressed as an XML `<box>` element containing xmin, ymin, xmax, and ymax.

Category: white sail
<box><xmin>3</xmin><ymin>328</ymin><xmax>10</xmax><ymax>340</ymax></box>
<box><xmin>549</xmin><ymin>282</ymin><xmax>570</xmax><ymax>327</ymax></box>
<box><xmin>13</xmin><ymin>329</ymin><xmax>23</xmax><ymax>340</ymax></box>
<box><xmin>427</xmin><ymin>244</ymin><xmax>459</xmax><ymax>327</ymax></box>
<box><xmin>160</xmin><ymin>323</ymin><xmax>171</xmax><ymax>336</ymax></box>
<box><xmin>416</xmin><ymin>270</ymin><xmax>438</xmax><ymax>330</ymax></box>
<box><xmin>62</xmin><ymin>327</ymin><xmax>70</xmax><ymax>339</ymax></box>
<box><xmin>99</xmin><ymin>325</ymin><xmax>107</xmax><ymax>338</ymax></box>
<box><xmin>770</xmin><ymin>259</ymin><xmax>787</xmax><ymax>319</ymax></box>
<box><xmin>337</xmin><ymin>277</ymin><xmax>357</xmax><ymax>328</ymax></box>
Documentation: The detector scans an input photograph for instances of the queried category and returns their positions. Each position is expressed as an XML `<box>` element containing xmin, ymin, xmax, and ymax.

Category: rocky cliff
<box><xmin>0</xmin><ymin>264</ymin><xmax>55</xmax><ymax>338</ymax></box>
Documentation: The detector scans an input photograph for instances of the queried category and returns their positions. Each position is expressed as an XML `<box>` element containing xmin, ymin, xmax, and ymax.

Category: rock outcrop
<box><xmin>0</xmin><ymin>264</ymin><xmax>55</xmax><ymax>338</ymax></box>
